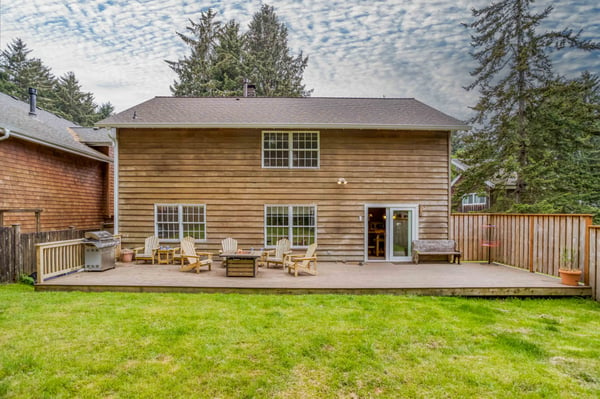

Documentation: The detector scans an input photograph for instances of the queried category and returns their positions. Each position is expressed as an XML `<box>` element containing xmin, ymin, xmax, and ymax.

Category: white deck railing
<box><xmin>36</xmin><ymin>239</ymin><xmax>86</xmax><ymax>283</ymax></box>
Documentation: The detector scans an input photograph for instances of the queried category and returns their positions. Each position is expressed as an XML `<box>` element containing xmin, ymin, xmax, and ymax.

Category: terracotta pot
<box><xmin>121</xmin><ymin>250</ymin><xmax>134</xmax><ymax>263</ymax></box>
<box><xmin>559</xmin><ymin>269</ymin><xmax>582</xmax><ymax>286</ymax></box>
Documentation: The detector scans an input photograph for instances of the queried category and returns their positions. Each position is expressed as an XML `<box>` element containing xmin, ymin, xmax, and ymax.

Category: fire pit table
<box><xmin>220</xmin><ymin>251</ymin><xmax>263</xmax><ymax>277</ymax></box>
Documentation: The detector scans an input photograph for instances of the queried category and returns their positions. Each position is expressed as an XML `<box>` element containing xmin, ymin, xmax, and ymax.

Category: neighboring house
<box><xmin>451</xmin><ymin>158</ymin><xmax>516</xmax><ymax>212</ymax></box>
<box><xmin>98</xmin><ymin>97</ymin><xmax>467</xmax><ymax>262</ymax></box>
<box><xmin>0</xmin><ymin>90</ymin><xmax>114</xmax><ymax>232</ymax></box>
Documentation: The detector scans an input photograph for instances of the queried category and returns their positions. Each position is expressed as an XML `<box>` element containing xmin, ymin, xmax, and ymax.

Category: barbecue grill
<box><xmin>84</xmin><ymin>231</ymin><xmax>118</xmax><ymax>271</ymax></box>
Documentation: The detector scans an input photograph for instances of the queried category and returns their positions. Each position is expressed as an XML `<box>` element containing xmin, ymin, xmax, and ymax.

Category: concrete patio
<box><xmin>36</xmin><ymin>260</ymin><xmax>592</xmax><ymax>297</ymax></box>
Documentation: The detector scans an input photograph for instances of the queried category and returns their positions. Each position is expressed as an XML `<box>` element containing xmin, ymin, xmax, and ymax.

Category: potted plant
<box><xmin>121</xmin><ymin>248</ymin><xmax>134</xmax><ymax>263</ymax></box>
<box><xmin>558</xmin><ymin>248</ymin><xmax>581</xmax><ymax>286</ymax></box>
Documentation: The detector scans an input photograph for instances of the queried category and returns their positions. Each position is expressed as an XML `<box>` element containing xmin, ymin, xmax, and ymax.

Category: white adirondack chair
<box><xmin>266</xmin><ymin>238</ymin><xmax>291</xmax><ymax>268</ymax></box>
<box><xmin>134</xmin><ymin>236</ymin><xmax>159</xmax><ymax>264</ymax></box>
<box><xmin>284</xmin><ymin>243</ymin><xmax>317</xmax><ymax>277</ymax></box>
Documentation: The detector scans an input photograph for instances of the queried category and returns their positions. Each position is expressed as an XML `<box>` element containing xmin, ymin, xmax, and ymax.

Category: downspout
<box><xmin>0</xmin><ymin>127</ymin><xmax>10</xmax><ymax>141</ymax></box>
<box><xmin>111</xmin><ymin>130</ymin><xmax>119</xmax><ymax>235</ymax></box>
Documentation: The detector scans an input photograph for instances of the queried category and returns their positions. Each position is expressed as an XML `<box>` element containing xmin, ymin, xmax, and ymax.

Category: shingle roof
<box><xmin>70</xmin><ymin>127</ymin><xmax>113</xmax><ymax>145</ymax></box>
<box><xmin>97</xmin><ymin>97</ymin><xmax>468</xmax><ymax>130</ymax></box>
<box><xmin>0</xmin><ymin>92</ymin><xmax>111</xmax><ymax>162</ymax></box>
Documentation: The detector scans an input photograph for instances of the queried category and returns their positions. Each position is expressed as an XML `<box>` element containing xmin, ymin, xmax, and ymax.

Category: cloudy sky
<box><xmin>1</xmin><ymin>0</ymin><xmax>598</xmax><ymax>120</ymax></box>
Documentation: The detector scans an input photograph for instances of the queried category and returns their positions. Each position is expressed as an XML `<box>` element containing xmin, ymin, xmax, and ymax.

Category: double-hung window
<box><xmin>262</xmin><ymin>131</ymin><xmax>319</xmax><ymax>168</ymax></box>
<box><xmin>155</xmin><ymin>204</ymin><xmax>206</xmax><ymax>242</ymax></box>
<box><xmin>265</xmin><ymin>205</ymin><xmax>316</xmax><ymax>247</ymax></box>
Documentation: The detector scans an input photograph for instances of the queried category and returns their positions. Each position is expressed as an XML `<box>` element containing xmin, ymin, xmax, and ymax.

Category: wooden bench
<box><xmin>412</xmin><ymin>240</ymin><xmax>461</xmax><ymax>264</ymax></box>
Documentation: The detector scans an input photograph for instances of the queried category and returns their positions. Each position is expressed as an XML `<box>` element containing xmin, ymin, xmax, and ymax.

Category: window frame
<box><xmin>264</xmin><ymin>205</ymin><xmax>317</xmax><ymax>248</ymax></box>
<box><xmin>261</xmin><ymin>131</ymin><xmax>320</xmax><ymax>169</ymax></box>
<box><xmin>461</xmin><ymin>193</ymin><xmax>487</xmax><ymax>206</ymax></box>
<box><xmin>154</xmin><ymin>203</ymin><xmax>207</xmax><ymax>243</ymax></box>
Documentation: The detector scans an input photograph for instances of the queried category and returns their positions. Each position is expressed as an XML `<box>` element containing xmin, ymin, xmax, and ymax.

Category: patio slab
<box><xmin>35</xmin><ymin>261</ymin><xmax>592</xmax><ymax>297</ymax></box>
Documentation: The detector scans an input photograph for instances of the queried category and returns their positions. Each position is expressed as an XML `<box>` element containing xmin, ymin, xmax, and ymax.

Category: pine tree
<box><xmin>245</xmin><ymin>4</ymin><xmax>310</xmax><ymax>97</ymax></box>
<box><xmin>459</xmin><ymin>0</ymin><xmax>599</xmax><ymax>208</ymax></box>
<box><xmin>167</xmin><ymin>5</ymin><xmax>310</xmax><ymax>97</ymax></box>
<box><xmin>166</xmin><ymin>9</ymin><xmax>222</xmax><ymax>96</ymax></box>
<box><xmin>0</xmin><ymin>38</ymin><xmax>56</xmax><ymax>109</ymax></box>
<box><xmin>53</xmin><ymin>72</ymin><xmax>98</xmax><ymax>126</ymax></box>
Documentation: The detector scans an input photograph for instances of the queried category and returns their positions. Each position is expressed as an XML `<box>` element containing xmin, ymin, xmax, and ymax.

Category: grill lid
<box><xmin>85</xmin><ymin>231</ymin><xmax>114</xmax><ymax>241</ymax></box>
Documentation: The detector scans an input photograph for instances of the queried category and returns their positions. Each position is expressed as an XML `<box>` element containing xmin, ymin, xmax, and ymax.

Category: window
<box><xmin>155</xmin><ymin>204</ymin><xmax>206</xmax><ymax>241</ymax></box>
<box><xmin>265</xmin><ymin>205</ymin><xmax>316</xmax><ymax>247</ymax></box>
<box><xmin>461</xmin><ymin>193</ymin><xmax>487</xmax><ymax>206</ymax></box>
<box><xmin>262</xmin><ymin>131</ymin><xmax>319</xmax><ymax>168</ymax></box>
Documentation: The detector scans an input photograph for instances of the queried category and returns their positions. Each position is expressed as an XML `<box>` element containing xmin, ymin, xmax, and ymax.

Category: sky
<box><xmin>1</xmin><ymin>0</ymin><xmax>598</xmax><ymax>120</ymax></box>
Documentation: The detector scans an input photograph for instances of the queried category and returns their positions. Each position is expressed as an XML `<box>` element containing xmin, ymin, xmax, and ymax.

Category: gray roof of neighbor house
<box><xmin>0</xmin><ymin>91</ymin><xmax>112</xmax><ymax>162</ymax></box>
<box><xmin>97</xmin><ymin>97</ymin><xmax>469</xmax><ymax>131</ymax></box>
<box><xmin>70</xmin><ymin>127</ymin><xmax>113</xmax><ymax>145</ymax></box>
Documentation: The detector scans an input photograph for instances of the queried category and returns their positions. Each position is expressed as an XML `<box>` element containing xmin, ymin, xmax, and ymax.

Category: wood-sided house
<box><xmin>0</xmin><ymin>90</ymin><xmax>114</xmax><ymax>232</ymax></box>
<box><xmin>98</xmin><ymin>97</ymin><xmax>467</xmax><ymax>262</ymax></box>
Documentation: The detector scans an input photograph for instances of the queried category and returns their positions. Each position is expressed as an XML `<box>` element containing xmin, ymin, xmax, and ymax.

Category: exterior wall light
<box><xmin>337</xmin><ymin>177</ymin><xmax>347</xmax><ymax>185</ymax></box>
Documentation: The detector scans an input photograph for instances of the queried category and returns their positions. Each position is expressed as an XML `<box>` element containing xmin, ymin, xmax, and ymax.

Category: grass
<box><xmin>1</xmin><ymin>285</ymin><xmax>599</xmax><ymax>398</ymax></box>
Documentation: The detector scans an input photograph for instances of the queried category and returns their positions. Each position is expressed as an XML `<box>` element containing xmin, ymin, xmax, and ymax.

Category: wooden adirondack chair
<box><xmin>220</xmin><ymin>237</ymin><xmax>239</xmax><ymax>268</ymax></box>
<box><xmin>284</xmin><ymin>243</ymin><xmax>317</xmax><ymax>277</ymax></box>
<box><xmin>172</xmin><ymin>236</ymin><xmax>196</xmax><ymax>264</ymax></box>
<box><xmin>134</xmin><ymin>236</ymin><xmax>159</xmax><ymax>264</ymax></box>
<box><xmin>178</xmin><ymin>239</ymin><xmax>212</xmax><ymax>273</ymax></box>
<box><xmin>266</xmin><ymin>238</ymin><xmax>291</xmax><ymax>268</ymax></box>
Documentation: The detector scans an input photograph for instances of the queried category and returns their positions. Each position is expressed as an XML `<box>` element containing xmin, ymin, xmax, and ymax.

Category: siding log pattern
<box><xmin>0</xmin><ymin>138</ymin><xmax>110</xmax><ymax>232</ymax></box>
<box><xmin>452</xmin><ymin>214</ymin><xmax>593</xmax><ymax>283</ymax></box>
<box><xmin>118</xmin><ymin>128</ymin><xmax>451</xmax><ymax>261</ymax></box>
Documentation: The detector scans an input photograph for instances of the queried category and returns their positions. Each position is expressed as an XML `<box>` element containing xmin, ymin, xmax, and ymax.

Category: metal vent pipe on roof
<box><xmin>28</xmin><ymin>88</ymin><xmax>37</xmax><ymax>116</ymax></box>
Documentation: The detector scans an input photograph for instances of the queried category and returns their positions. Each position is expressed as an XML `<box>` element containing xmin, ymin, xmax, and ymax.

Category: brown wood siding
<box><xmin>0</xmin><ymin>137</ymin><xmax>108</xmax><ymax>232</ymax></box>
<box><xmin>117</xmin><ymin>128</ymin><xmax>451</xmax><ymax>261</ymax></box>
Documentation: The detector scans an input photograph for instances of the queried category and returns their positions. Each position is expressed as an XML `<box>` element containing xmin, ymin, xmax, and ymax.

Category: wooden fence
<box><xmin>0</xmin><ymin>224</ymin><xmax>88</xmax><ymax>282</ymax></box>
<box><xmin>452</xmin><ymin>213</ymin><xmax>593</xmax><ymax>282</ymax></box>
<box><xmin>590</xmin><ymin>226</ymin><xmax>600</xmax><ymax>301</ymax></box>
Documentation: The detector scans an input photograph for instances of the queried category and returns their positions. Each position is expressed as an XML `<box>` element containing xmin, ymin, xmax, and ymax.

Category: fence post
<box><xmin>584</xmin><ymin>216</ymin><xmax>592</xmax><ymax>285</ymax></box>
<box><xmin>12</xmin><ymin>224</ymin><xmax>21</xmax><ymax>282</ymax></box>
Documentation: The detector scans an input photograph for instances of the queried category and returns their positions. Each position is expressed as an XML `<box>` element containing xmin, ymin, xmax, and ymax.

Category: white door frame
<box><xmin>364</xmin><ymin>204</ymin><xmax>419</xmax><ymax>262</ymax></box>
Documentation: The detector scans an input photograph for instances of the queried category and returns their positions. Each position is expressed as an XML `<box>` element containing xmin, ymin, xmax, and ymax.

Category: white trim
<box><xmin>113</xmin><ymin>132</ymin><xmax>119</xmax><ymax>234</ymax></box>
<box><xmin>364</xmin><ymin>204</ymin><xmax>419</xmax><ymax>263</ymax></box>
<box><xmin>97</xmin><ymin>122</ymin><xmax>469</xmax><ymax>131</ymax></box>
<box><xmin>154</xmin><ymin>203</ymin><xmax>207</xmax><ymax>243</ymax></box>
<box><xmin>264</xmin><ymin>204</ymin><xmax>317</xmax><ymax>248</ymax></box>
<box><xmin>261</xmin><ymin>131</ymin><xmax>320</xmax><ymax>169</ymax></box>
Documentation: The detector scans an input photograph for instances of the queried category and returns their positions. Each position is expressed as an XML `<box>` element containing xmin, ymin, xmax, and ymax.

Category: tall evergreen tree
<box><xmin>459</xmin><ymin>0</ymin><xmax>599</xmax><ymax>208</ymax></box>
<box><xmin>245</xmin><ymin>4</ymin><xmax>310</xmax><ymax>97</ymax></box>
<box><xmin>53</xmin><ymin>72</ymin><xmax>98</xmax><ymax>126</ymax></box>
<box><xmin>167</xmin><ymin>4</ymin><xmax>310</xmax><ymax>97</ymax></box>
<box><xmin>166</xmin><ymin>9</ymin><xmax>222</xmax><ymax>96</ymax></box>
<box><xmin>0</xmin><ymin>38</ymin><xmax>56</xmax><ymax>109</ymax></box>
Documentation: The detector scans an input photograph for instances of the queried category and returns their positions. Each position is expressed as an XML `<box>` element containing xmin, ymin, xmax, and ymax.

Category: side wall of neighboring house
<box><xmin>0</xmin><ymin>137</ymin><xmax>109</xmax><ymax>232</ymax></box>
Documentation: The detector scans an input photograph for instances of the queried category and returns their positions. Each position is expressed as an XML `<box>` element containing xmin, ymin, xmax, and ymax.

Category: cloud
<box><xmin>1</xmin><ymin>0</ymin><xmax>598</xmax><ymax>120</ymax></box>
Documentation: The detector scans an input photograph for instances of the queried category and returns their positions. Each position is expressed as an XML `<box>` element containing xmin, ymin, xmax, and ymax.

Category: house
<box><xmin>451</xmin><ymin>159</ymin><xmax>516</xmax><ymax>213</ymax></box>
<box><xmin>97</xmin><ymin>96</ymin><xmax>467</xmax><ymax>262</ymax></box>
<box><xmin>0</xmin><ymin>90</ymin><xmax>114</xmax><ymax>232</ymax></box>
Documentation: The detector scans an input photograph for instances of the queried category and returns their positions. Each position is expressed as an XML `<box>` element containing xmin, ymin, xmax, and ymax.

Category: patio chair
<box><xmin>133</xmin><ymin>235</ymin><xmax>159</xmax><ymax>264</ymax></box>
<box><xmin>284</xmin><ymin>243</ymin><xmax>318</xmax><ymax>277</ymax></box>
<box><xmin>178</xmin><ymin>238</ymin><xmax>212</xmax><ymax>273</ymax></box>
<box><xmin>265</xmin><ymin>238</ymin><xmax>291</xmax><ymax>268</ymax></box>
<box><xmin>173</xmin><ymin>236</ymin><xmax>196</xmax><ymax>264</ymax></box>
<box><xmin>220</xmin><ymin>237</ymin><xmax>239</xmax><ymax>268</ymax></box>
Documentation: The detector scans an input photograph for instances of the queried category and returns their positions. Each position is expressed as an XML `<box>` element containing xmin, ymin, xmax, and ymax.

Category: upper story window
<box><xmin>461</xmin><ymin>193</ymin><xmax>487</xmax><ymax>206</ymax></box>
<box><xmin>262</xmin><ymin>131</ymin><xmax>320</xmax><ymax>168</ymax></box>
<box><xmin>155</xmin><ymin>204</ymin><xmax>206</xmax><ymax>242</ymax></box>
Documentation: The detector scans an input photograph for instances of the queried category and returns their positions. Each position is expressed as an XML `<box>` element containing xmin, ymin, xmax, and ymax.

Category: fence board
<box><xmin>452</xmin><ymin>214</ymin><xmax>593</xmax><ymax>286</ymax></box>
<box><xmin>0</xmin><ymin>226</ymin><xmax>88</xmax><ymax>282</ymax></box>
<box><xmin>589</xmin><ymin>226</ymin><xmax>600</xmax><ymax>301</ymax></box>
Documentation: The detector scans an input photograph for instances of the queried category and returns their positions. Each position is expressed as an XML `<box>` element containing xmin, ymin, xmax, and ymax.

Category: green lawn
<box><xmin>1</xmin><ymin>285</ymin><xmax>599</xmax><ymax>398</ymax></box>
